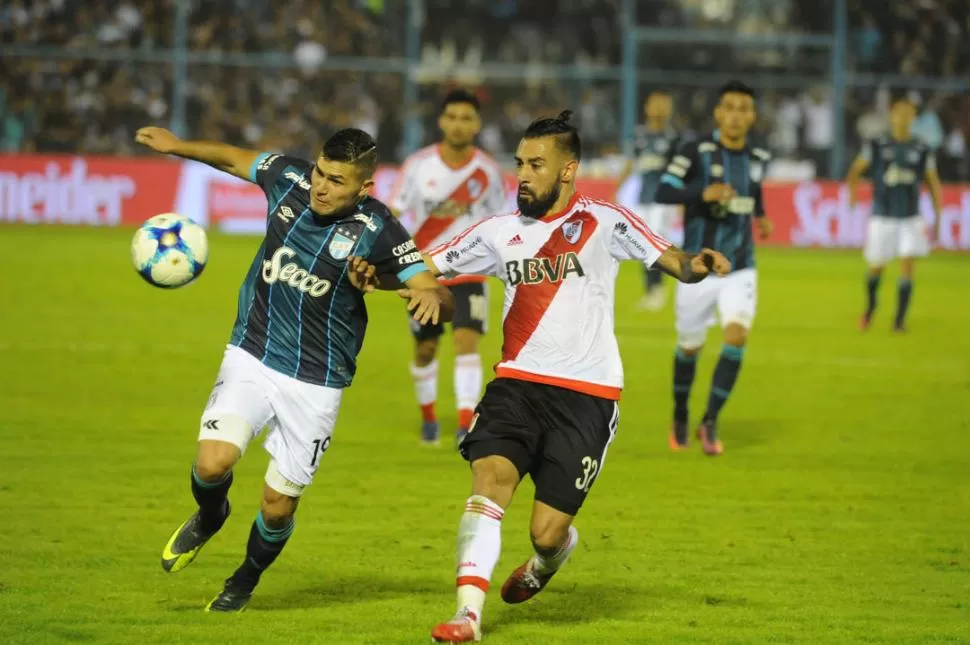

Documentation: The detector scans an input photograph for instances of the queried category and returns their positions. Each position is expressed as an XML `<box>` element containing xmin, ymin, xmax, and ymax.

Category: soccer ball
<box><xmin>131</xmin><ymin>214</ymin><xmax>208</xmax><ymax>288</ymax></box>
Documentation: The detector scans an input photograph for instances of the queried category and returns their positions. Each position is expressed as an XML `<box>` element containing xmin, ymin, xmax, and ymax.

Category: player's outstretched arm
<box><xmin>345</xmin><ymin>255</ymin><xmax>453</xmax><ymax>324</ymax></box>
<box><xmin>135</xmin><ymin>127</ymin><xmax>260</xmax><ymax>182</ymax></box>
<box><xmin>654</xmin><ymin>246</ymin><xmax>731</xmax><ymax>283</ymax></box>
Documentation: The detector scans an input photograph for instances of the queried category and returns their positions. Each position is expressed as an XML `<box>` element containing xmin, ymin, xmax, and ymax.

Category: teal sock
<box><xmin>673</xmin><ymin>347</ymin><xmax>698</xmax><ymax>423</ymax></box>
<box><xmin>703</xmin><ymin>344</ymin><xmax>744</xmax><ymax>423</ymax></box>
<box><xmin>230</xmin><ymin>512</ymin><xmax>295</xmax><ymax>591</ymax></box>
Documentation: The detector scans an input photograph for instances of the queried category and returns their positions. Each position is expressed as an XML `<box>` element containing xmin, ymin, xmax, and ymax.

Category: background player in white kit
<box><xmin>348</xmin><ymin>111</ymin><xmax>730</xmax><ymax>643</ymax></box>
<box><xmin>389</xmin><ymin>89</ymin><xmax>508</xmax><ymax>447</ymax></box>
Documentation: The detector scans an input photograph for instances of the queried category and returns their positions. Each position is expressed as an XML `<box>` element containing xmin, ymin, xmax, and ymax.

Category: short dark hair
<box><xmin>440</xmin><ymin>89</ymin><xmax>480</xmax><ymax>114</ymax></box>
<box><xmin>523</xmin><ymin>110</ymin><xmax>582</xmax><ymax>161</ymax></box>
<box><xmin>322</xmin><ymin>128</ymin><xmax>378</xmax><ymax>179</ymax></box>
<box><xmin>718</xmin><ymin>80</ymin><xmax>756</xmax><ymax>101</ymax></box>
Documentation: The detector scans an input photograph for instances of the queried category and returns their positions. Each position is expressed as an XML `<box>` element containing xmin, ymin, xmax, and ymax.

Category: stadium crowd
<box><xmin>2</xmin><ymin>0</ymin><xmax>969</xmax><ymax>180</ymax></box>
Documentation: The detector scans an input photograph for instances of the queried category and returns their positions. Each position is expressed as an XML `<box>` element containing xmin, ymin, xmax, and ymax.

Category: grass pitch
<box><xmin>0</xmin><ymin>225</ymin><xmax>968</xmax><ymax>644</ymax></box>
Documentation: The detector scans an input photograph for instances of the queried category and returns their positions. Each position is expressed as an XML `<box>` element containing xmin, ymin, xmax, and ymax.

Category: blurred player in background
<box><xmin>389</xmin><ymin>89</ymin><xmax>508</xmax><ymax>447</ymax></box>
<box><xmin>654</xmin><ymin>80</ymin><xmax>773</xmax><ymax>456</ymax></box>
<box><xmin>135</xmin><ymin>126</ymin><xmax>452</xmax><ymax>612</ymax></box>
<box><xmin>846</xmin><ymin>96</ymin><xmax>943</xmax><ymax>333</ymax></box>
<box><xmin>615</xmin><ymin>90</ymin><xmax>684</xmax><ymax>310</ymax></box>
<box><xmin>348</xmin><ymin>111</ymin><xmax>730</xmax><ymax>642</ymax></box>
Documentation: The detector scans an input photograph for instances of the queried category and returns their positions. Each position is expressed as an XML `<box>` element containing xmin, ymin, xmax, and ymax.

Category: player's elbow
<box><xmin>654</xmin><ymin>180</ymin><xmax>681</xmax><ymax>204</ymax></box>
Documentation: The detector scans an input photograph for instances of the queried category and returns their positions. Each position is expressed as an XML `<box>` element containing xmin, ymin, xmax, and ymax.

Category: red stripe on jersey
<box><xmin>587</xmin><ymin>197</ymin><xmax>671</xmax><ymax>251</ymax></box>
<box><xmin>413</xmin><ymin>166</ymin><xmax>492</xmax><ymax>249</ymax></box>
<box><xmin>501</xmin><ymin>210</ymin><xmax>599</xmax><ymax>363</ymax></box>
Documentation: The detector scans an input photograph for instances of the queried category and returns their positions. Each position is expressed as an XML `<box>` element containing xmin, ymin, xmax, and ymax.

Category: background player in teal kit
<box><xmin>615</xmin><ymin>90</ymin><xmax>683</xmax><ymax>310</ymax></box>
<box><xmin>135</xmin><ymin>125</ymin><xmax>453</xmax><ymax>611</ymax></box>
<box><xmin>654</xmin><ymin>80</ymin><xmax>773</xmax><ymax>456</ymax></box>
<box><xmin>845</xmin><ymin>96</ymin><xmax>943</xmax><ymax>333</ymax></box>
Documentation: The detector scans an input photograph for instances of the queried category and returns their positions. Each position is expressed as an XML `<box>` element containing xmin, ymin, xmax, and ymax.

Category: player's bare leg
<box><xmin>453</xmin><ymin>328</ymin><xmax>483</xmax><ymax>448</ymax></box>
<box><xmin>698</xmin><ymin>323</ymin><xmax>749</xmax><ymax>456</ymax></box>
<box><xmin>432</xmin><ymin>456</ymin><xmax>520</xmax><ymax>643</ymax></box>
<box><xmin>860</xmin><ymin>265</ymin><xmax>883</xmax><ymax>331</ymax></box>
<box><xmin>161</xmin><ymin>439</ymin><xmax>238</xmax><ymax>573</ymax></box>
<box><xmin>501</xmin><ymin>501</ymin><xmax>578</xmax><ymax>604</ymax></box>
<box><xmin>671</xmin><ymin>344</ymin><xmax>702</xmax><ymax>450</ymax></box>
<box><xmin>411</xmin><ymin>338</ymin><xmax>441</xmax><ymax>444</ymax></box>
<box><xmin>639</xmin><ymin>266</ymin><xmax>667</xmax><ymax>311</ymax></box>
<box><xmin>894</xmin><ymin>258</ymin><xmax>915</xmax><ymax>332</ymax></box>
<box><xmin>207</xmin><ymin>483</ymin><xmax>299</xmax><ymax>612</ymax></box>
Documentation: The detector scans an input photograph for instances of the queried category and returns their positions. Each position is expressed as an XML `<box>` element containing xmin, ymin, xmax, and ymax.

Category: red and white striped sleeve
<box><xmin>427</xmin><ymin>215</ymin><xmax>505</xmax><ymax>278</ymax></box>
<box><xmin>591</xmin><ymin>199</ymin><xmax>672</xmax><ymax>267</ymax></box>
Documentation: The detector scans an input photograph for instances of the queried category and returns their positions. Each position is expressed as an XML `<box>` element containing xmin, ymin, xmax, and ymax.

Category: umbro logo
<box><xmin>203</xmin><ymin>419</ymin><xmax>220</xmax><ymax>430</ymax></box>
<box><xmin>445</xmin><ymin>250</ymin><xmax>460</xmax><ymax>263</ymax></box>
<box><xmin>277</xmin><ymin>206</ymin><xmax>295</xmax><ymax>223</ymax></box>
<box><xmin>507</xmin><ymin>234</ymin><xmax>523</xmax><ymax>246</ymax></box>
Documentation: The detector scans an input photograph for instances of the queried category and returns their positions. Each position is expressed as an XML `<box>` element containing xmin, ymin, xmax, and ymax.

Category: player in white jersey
<box><xmin>347</xmin><ymin>111</ymin><xmax>730</xmax><ymax>642</ymax></box>
<box><xmin>389</xmin><ymin>89</ymin><xmax>508</xmax><ymax>447</ymax></box>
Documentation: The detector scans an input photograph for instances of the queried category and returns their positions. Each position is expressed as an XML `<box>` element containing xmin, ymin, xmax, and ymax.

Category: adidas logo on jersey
<box><xmin>277</xmin><ymin>206</ymin><xmax>295</xmax><ymax>223</ymax></box>
<box><xmin>507</xmin><ymin>234</ymin><xmax>523</xmax><ymax>246</ymax></box>
<box><xmin>262</xmin><ymin>246</ymin><xmax>333</xmax><ymax>297</ymax></box>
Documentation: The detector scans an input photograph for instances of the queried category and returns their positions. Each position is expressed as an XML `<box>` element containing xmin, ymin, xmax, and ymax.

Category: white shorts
<box><xmin>864</xmin><ymin>216</ymin><xmax>930</xmax><ymax>266</ymax></box>
<box><xmin>675</xmin><ymin>268</ymin><xmax>757</xmax><ymax>349</ymax></box>
<box><xmin>199</xmin><ymin>345</ymin><xmax>342</xmax><ymax>496</ymax></box>
<box><xmin>633</xmin><ymin>204</ymin><xmax>679</xmax><ymax>240</ymax></box>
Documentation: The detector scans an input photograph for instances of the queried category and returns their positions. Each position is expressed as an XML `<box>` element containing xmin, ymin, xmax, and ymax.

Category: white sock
<box><xmin>454</xmin><ymin>353</ymin><xmax>482</xmax><ymax>427</ymax></box>
<box><xmin>455</xmin><ymin>495</ymin><xmax>504</xmax><ymax>622</ymax></box>
<box><xmin>533</xmin><ymin>525</ymin><xmax>579</xmax><ymax>575</ymax></box>
<box><xmin>409</xmin><ymin>360</ymin><xmax>438</xmax><ymax>416</ymax></box>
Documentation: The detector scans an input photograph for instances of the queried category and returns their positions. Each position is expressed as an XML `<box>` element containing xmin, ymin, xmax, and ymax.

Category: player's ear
<box><xmin>358</xmin><ymin>177</ymin><xmax>374</xmax><ymax>198</ymax></box>
<box><xmin>561</xmin><ymin>159</ymin><xmax>579</xmax><ymax>183</ymax></box>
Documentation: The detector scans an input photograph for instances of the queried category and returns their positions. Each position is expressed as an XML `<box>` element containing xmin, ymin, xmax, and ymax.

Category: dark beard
<box><xmin>517</xmin><ymin>183</ymin><xmax>561</xmax><ymax>219</ymax></box>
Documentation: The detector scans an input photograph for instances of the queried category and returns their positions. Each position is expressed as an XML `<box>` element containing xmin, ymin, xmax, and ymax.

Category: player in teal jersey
<box><xmin>135</xmin><ymin>125</ymin><xmax>453</xmax><ymax>611</ymax></box>
<box><xmin>845</xmin><ymin>96</ymin><xmax>944</xmax><ymax>332</ymax></box>
<box><xmin>654</xmin><ymin>80</ymin><xmax>774</xmax><ymax>455</ymax></box>
<box><xmin>615</xmin><ymin>90</ymin><xmax>683</xmax><ymax>310</ymax></box>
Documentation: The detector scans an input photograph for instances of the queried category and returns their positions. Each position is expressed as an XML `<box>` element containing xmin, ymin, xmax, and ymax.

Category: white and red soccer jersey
<box><xmin>388</xmin><ymin>144</ymin><xmax>507</xmax><ymax>285</ymax></box>
<box><xmin>428</xmin><ymin>192</ymin><xmax>672</xmax><ymax>400</ymax></box>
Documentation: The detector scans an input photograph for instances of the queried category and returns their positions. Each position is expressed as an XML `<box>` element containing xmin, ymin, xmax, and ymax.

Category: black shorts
<box><xmin>460</xmin><ymin>378</ymin><xmax>619</xmax><ymax>516</ymax></box>
<box><xmin>409</xmin><ymin>282</ymin><xmax>488</xmax><ymax>341</ymax></box>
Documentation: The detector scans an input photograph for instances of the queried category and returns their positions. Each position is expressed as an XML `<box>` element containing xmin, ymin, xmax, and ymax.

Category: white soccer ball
<box><xmin>131</xmin><ymin>213</ymin><xmax>208</xmax><ymax>288</ymax></box>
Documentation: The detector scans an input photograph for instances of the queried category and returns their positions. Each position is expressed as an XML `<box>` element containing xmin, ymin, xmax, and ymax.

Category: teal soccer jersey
<box><xmin>655</xmin><ymin>133</ymin><xmax>771</xmax><ymax>272</ymax></box>
<box><xmin>228</xmin><ymin>153</ymin><xmax>426</xmax><ymax>388</ymax></box>
<box><xmin>861</xmin><ymin>137</ymin><xmax>934</xmax><ymax>219</ymax></box>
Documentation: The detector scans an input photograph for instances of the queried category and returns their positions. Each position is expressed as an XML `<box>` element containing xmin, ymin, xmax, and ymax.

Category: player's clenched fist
<box><xmin>346</xmin><ymin>256</ymin><xmax>378</xmax><ymax>293</ymax></box>
<box><xmin>692</xmin><ymin>248</ymin><xmax>731</xmax><ymax>276</ymax></box>
<box><xmin>135</xmin><ymin>126</ymin><xmax>181</xmax><ymax>154</ymax></box>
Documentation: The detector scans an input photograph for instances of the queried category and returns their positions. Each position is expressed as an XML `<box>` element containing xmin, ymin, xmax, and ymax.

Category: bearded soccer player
<box><xmin>135</xmin><ymin>126</ymin><xmax>452</xmax><ymax>611</ymax></box>
<box><xmin>389</xmin><ymin>89</ymin><xmax>507</xmax><ymax>447</ymax></box>
<box><xmin>654</xmin><ymin>80</ymin><xmax>773</xmax><ymax>456</ymax></box>
<box><xmin>346</xmin><ymin>111</ymin><xmax>730</xmax><ymax>642</ymax></box>
<box><xmin>846</xmin><ymin>95</ymin><xmax>943</xmax><ymax>333</ymax></box>
<box><xmin>615</xmin><ymin>90</ymin><xmax>684</xmax><ymax>310</ymax></box>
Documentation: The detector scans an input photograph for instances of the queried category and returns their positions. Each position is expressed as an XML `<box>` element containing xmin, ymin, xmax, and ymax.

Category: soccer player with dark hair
<box><xmin>346</xmin><ymin>110</ymin><xmax>731</xmax><ymax>642</ymax></box>
<box><xmin>615</xmin><ymin>89</ymin><xmax>684</xmax><ymax>310</ymax></box>
<box><xmin>846</xmin><ymin>95</ymin><xmax>943</xmax><ymax>333</ymax></box>
<box><xmin>653</xmin><ymin>80</ymin><xmax>774</xmax><ymax>456</ymax></box>
<box><xmin>135</xmin><ymin>125</ymin><xmax>453</xmax><ymax>611</ymax></box>
<box><xmin>388</xmin><ymin>88</ymin><xmax>507</xmax><ymax>448</ymax></box>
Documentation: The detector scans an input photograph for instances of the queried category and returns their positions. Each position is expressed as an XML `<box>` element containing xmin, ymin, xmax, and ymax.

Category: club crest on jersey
<box><xmin>907</xmin><ymin>149</ymin><xmax>921</xmax><ymax>163</ymax></box>
<box><xmin>654</xmin><ymin>138</ymin><xmax>669</xmax><ymax>153</ymax></box>
<box><xmin>749</xmin><ymin>162</ymin><xmax>764</xmax><ymax>183</ymax></box>
<box><xmin>711</xmin><ymin>164</ymin><xmax>724</xmax><ymax>178</ymax></box>
<box><xmin>467</xmin><ymin>178</ymin><xmax>483</xmax><ymax>199</ymax></box>
<box><xmin>562</xmin><ymin>221</ymin><xmax>583</xmax><ymax>244</ymax></box>
<box><xmin>329</xmin><ymin>228</ymin><xmax>357</xmax><ymax>260</ymax></box>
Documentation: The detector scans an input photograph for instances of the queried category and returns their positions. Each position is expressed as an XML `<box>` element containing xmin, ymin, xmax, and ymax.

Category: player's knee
<box><xmin>677</xmin><ymin>343</ymin><xmax>703</xmax><ymax>356</ymax></box>
<box><xmin>453</xmin><ymin>328</ymin><xmax>480</xmax><ymax>355</ymax></box>
<box><xmin>414</xmin><ymin>339</ymin><xmax>439</xmax><ymax>366</ymax></box>
<box><xmin>260</xmin><ymin>486</ymin><xmax>299</xmax><ymax>528</ymax></box>
<box><xmin>723</xmin><ymin>323</ymin><xmax>748</xmax><ymax>347</ymax></box>
<box><xmin>194</xmin><ymin>440</ymin><xmax>240</xmax><ymax>481</ymax></box>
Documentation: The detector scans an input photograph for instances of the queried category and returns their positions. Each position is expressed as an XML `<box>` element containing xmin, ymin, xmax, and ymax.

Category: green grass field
<box><xmin>1</xmin><ymin>225</ymin><xmax>968</xmax><ymax>645</ymax></box>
